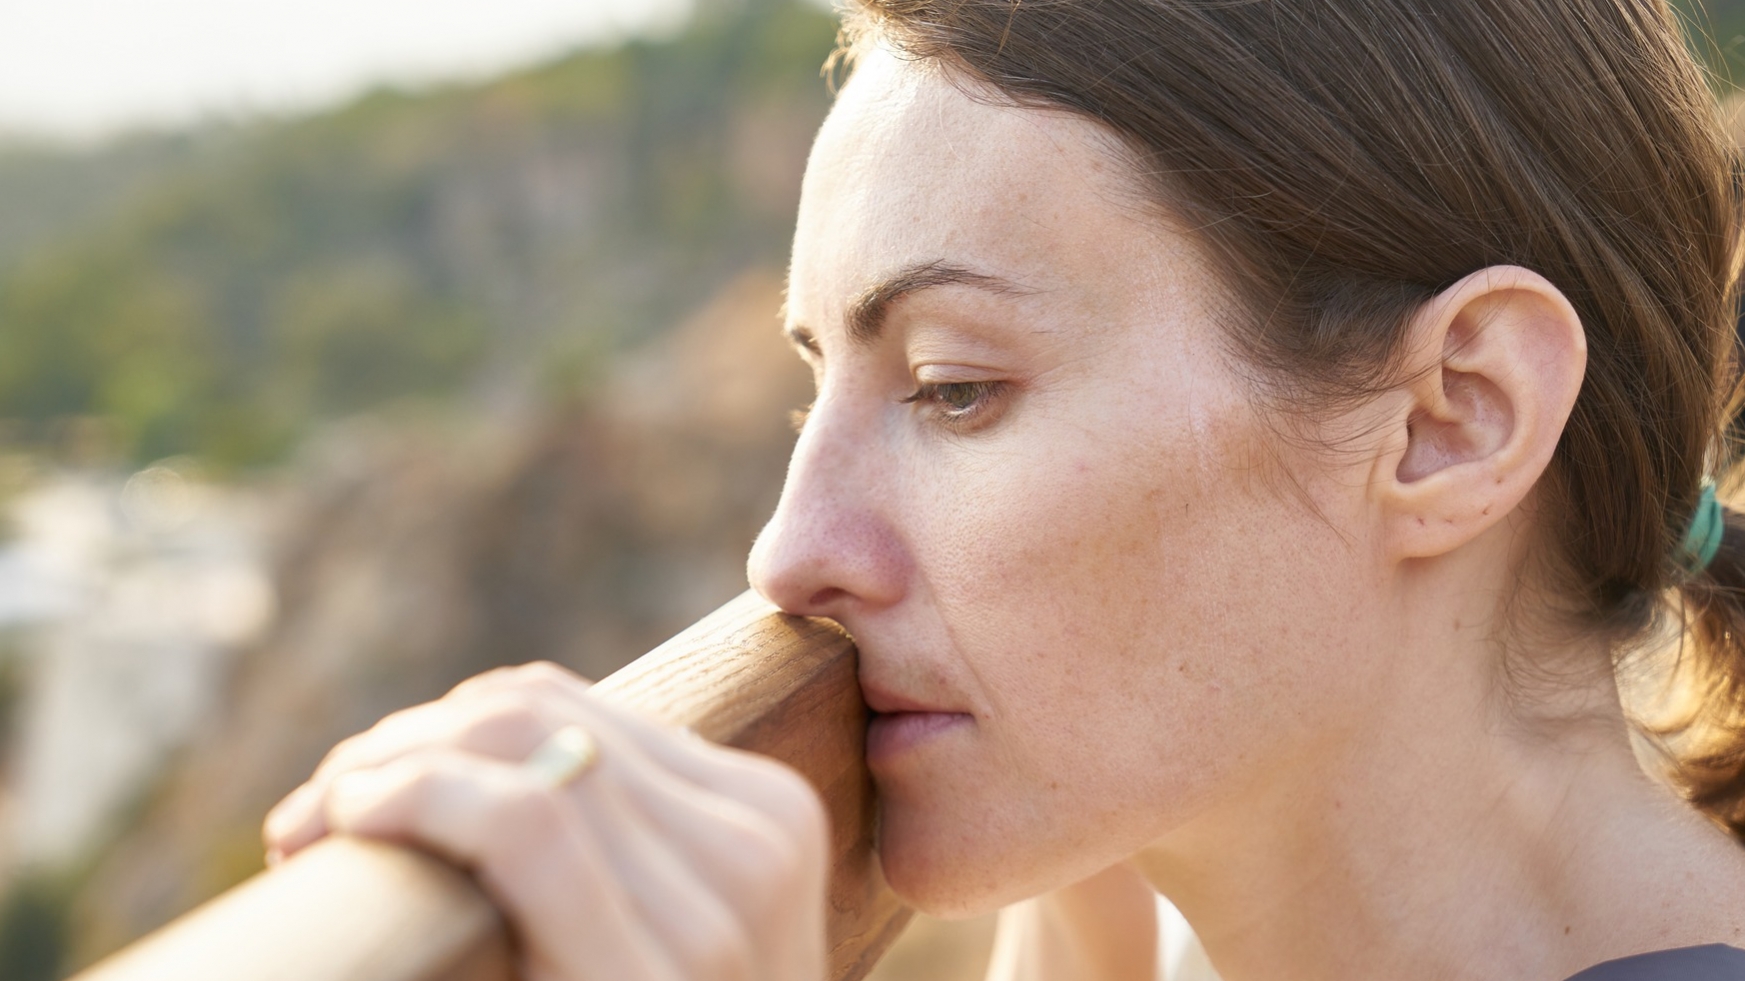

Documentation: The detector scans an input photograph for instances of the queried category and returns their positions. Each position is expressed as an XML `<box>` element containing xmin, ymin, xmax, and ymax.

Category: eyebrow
<box><xmin>844</xmin><ymin>260</ymin><xmax>1033</xmax><ymax>345</ymax></box>
<box><xmin>783</xmin><ymin>260</ymin><xmax>1034</xmax><ymax>356</ymax></box>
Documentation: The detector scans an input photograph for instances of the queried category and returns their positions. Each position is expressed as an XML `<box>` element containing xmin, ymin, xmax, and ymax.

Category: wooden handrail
<box><xmin>66</xmin><ymin>591</ymin><xmax>913</xmax><ymax>981</ymax></box>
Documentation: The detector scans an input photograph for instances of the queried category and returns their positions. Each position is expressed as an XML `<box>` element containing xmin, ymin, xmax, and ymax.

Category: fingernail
<box><xmin>264</xmin><ymin>784</ymin><xmax>317</xmax><ymax>842</ymax></box>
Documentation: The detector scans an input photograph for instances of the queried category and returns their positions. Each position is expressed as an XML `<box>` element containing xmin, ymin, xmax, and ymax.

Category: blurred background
<box><xmin>0</xmin><ymin>0</ymin><xmax>1738</xmax><ymax>978</ymax></box>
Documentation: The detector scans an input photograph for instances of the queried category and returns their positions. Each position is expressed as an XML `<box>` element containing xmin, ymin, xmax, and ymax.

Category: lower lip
<box><xmin>866</xmin><ymin>711</ymin><xmax>972</xmax><ymax>764</ymax></box>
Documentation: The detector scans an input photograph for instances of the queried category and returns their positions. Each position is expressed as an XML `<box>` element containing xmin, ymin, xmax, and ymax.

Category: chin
<box><xmin>874</xmin><ymin>798</ymin><xmax>1037</xmax><ymax>919</ymax></box>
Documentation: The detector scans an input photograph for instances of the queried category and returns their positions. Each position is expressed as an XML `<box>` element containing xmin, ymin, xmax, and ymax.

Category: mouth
<box><xmin>866</xmin><ymin>710</ymin><xmax>974</xmax><ymax>765</ymax></box>
<box><xmin>860</xmin><ymin>680</ymin><xmax>973</xmax><ymax>765</ymax></box>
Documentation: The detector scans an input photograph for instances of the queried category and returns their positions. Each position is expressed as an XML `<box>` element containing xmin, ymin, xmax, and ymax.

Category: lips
<box><xmin>860</xmin><ymin>677</ymin><xmax>973</xmax><ymax>765</ymax></box>
<box><xmin>860</xmin><ymin>678</ymin><xmax>955</xmax><ymax>715</ymax></box>
<box><xmin>865</xmin><ymin>708</ymin><xmax>973</xmax><ymax>765</ymax></box>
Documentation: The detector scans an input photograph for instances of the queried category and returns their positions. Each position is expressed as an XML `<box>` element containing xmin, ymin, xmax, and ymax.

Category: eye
<box><xmin>900</xmin><ymin>380</ymin><xmax>1007</xmax><ymax>429</ymax></box>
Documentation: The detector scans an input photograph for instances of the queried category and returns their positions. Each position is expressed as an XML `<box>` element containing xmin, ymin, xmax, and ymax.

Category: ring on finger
<box><xmin>522</xmin><ymin>725</ymin><xmax>601</xmax><ymax>789</ymax></box>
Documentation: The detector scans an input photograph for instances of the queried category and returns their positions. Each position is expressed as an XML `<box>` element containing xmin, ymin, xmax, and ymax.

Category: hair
<box><xmin>834</xmin><ymin>0</ymin><xmax>1745</xmax><ymax>833</ymax></box>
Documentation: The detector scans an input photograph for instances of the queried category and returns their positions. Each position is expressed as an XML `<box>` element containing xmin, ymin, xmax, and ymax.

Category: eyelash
<box><xmin>901</xmin><ymin>380</ymin><xmax>1006</xmax><ymax>428</ymax></box>
<box><xmin>788</xmin><ymin>381</ymin><xmax>1008</xmax><ymax>433</ymax></box>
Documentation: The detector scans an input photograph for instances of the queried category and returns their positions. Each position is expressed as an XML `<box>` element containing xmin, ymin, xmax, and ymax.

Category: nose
<box><xmin>748</xmin><ymin>401</ymin><xmax>909</xmax><ymax>619</ymax></box>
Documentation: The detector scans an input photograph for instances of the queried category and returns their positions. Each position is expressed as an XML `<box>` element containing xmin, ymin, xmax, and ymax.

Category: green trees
<box><xmin>0</xmin><ymin>0</ymin><xmax>837</xmax><ymax>468</ymax></box>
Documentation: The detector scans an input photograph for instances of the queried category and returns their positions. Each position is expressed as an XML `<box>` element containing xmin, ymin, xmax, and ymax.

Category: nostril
<box><xmin>805</xmin><ymin>586</ymin><xmax>851</xmax><ymax>612</ymax></box>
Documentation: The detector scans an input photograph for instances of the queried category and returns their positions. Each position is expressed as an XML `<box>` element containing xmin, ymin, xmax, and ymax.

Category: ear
<box><xmin>1373</xmin><ymin>265</ymin><xmax>1587</xmax><ymax>559</ymax></box>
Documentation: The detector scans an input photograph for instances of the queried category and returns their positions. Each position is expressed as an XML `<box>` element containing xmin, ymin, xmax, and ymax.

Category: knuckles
<box><xmin>450</xmin><ymin>661</ymin><xmax>591</xmax><ymax>702</ymax></box>
<box><xmin>450</xmin><ymin>691</ymin><xmax>556</xmax><ymax>755</ymax></box>
<box><xmin>324</xmin><ymin>668</ymin><xmax>584</xmax><ymax>779</ymax></box>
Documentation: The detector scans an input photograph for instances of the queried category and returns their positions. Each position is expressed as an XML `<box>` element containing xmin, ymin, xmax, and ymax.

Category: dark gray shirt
<box><xmin>1564</xmin><ymin>946</ymin><xmax>1745</xmax><ymax>980</ymax></box>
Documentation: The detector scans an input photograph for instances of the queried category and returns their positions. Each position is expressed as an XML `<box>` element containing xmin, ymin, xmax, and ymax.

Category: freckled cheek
<box><xmin>952</xmin><ymin>450</ymin><xmax>1212</xmax><ymax>609</ymax></box>
<box><xmin>911</xmin><ymin>436</ymin><xmax>1233</xmax><ymax>712</ymax></box>
<box><xmin>880</xmin><ymin>443</ymin><xmax>1295</xmax><ymax>892</ymax></box>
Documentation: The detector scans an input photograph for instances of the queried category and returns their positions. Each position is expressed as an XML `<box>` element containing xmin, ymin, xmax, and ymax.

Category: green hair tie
<box><xmin>1679</xmin><ymin>482</ymin><xmax>1725</xmax><ymax>575</ymax></box>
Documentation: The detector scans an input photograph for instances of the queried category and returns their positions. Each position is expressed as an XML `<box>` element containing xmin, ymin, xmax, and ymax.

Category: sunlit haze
<box><xmin>0</xmin><ymin>0</ymin><xmax>697</xmax><ymax>141</ymax></box>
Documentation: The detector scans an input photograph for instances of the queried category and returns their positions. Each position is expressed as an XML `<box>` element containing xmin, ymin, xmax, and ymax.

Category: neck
<box><xmin>1132</xmin><ymin>577</ymin><xmax>1745</xmax><ymax>981</ymax></box>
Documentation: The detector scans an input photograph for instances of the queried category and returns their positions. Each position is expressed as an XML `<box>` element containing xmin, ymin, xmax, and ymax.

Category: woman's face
<box><xmin>749</xmin><ymin>50</ymin><xmax>1394</xmax><ymax>915</ymax></box>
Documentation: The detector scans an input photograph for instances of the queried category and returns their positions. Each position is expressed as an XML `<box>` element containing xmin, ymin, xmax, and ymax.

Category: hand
<box><xmin>263</xmin><ymin>662</ymin><xmax>828</xmax><ymax>981</ymax></box>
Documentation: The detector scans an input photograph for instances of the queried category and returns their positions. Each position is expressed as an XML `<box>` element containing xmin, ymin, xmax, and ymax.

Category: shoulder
<box><xmin>1564</xmin><ymin>945</ymin><xmax>1745</xmax><ymax>981</ymax></box>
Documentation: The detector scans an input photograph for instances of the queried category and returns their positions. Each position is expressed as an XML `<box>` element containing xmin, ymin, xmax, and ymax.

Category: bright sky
<box><xmin>0</xmin><ymin>0</ymin><xmax>698</xmax><ymax>141</ymax></box>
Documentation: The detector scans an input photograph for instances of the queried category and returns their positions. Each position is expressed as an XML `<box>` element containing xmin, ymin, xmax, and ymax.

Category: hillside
<box><xmin>1</xmin><ymin>0</ymin><xmax>1738</xmax><ymax>472</ymax></box>
<box><xmin>0</xmin><ymin>1</ymin><xmax>838</xmax><ymax>468</ymax></box>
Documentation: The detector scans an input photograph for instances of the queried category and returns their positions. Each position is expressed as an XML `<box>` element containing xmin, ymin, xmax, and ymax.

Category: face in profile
<box><xmin>749</xmin><ymin>49</ymin><xmax>1400</xmax><ymax>917</ymax></box>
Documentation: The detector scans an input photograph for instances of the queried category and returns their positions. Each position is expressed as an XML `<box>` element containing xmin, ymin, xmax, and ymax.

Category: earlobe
<box><xmin>1377</xmin><ymin>266</ymin><xmax>1587</xmax><ymax>560</ymax></box>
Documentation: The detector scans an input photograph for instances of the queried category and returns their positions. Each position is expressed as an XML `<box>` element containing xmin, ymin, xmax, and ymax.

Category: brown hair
<box><xmin>836</xmin><ymin>0</ymin><xmax>1745</xmax><ymax>832</ymax></box>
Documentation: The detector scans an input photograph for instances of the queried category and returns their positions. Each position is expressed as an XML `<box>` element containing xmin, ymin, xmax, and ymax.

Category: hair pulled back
<box><xmin>838</xmin><ymin>0</ymin><xmax>1745</xmax><ymax>832</ymax></box>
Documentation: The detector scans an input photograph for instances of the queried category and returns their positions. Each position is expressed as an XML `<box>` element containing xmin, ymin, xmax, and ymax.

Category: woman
<box><xmin>262</xmin><ymin>1</ymin><xmax>1745</xmax><ymax>979</ymax></box>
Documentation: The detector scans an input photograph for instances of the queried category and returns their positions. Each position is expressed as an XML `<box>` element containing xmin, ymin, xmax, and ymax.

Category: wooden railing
<box><xmin>66</xmin><ymin>591</ymin><xmax>913</xmax><ymax>981</ymax></box>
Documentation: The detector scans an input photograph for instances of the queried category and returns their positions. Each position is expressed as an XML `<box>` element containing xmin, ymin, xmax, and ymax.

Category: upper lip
<box><xmin>859</xmin><ymin>677</ymin><xmax>960</xmax><ymax>715</ymax></box>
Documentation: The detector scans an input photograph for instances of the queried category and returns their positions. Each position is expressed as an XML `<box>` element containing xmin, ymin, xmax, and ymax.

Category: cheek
<box><xmin>925</xmin><ymin>409</ymin><xmax>1260</xmax><ymax>733</ymax></box>
<box><xmin>877</xmin><ymin>397</ymin><xmax>1379</xmax><ymax>913</ymax></box>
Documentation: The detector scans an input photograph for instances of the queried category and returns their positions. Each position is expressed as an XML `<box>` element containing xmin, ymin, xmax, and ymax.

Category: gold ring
<box><xmin>522</xmin><ymin>725</ymin><xmax>600</xmax><ymax>789</ymax></box>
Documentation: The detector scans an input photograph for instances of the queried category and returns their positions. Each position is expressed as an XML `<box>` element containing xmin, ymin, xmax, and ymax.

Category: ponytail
<box><xmin>1668</xmin><ymin>503</ymin><xmax>1745</xmax><ymax>837</ymax></box>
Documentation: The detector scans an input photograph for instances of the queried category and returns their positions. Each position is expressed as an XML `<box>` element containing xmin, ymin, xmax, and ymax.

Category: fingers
<box><xmin>607</xmin><ymin>718</ymin><xmax>831</xmax><ymax>845</ymax></box>
<box><xmin>263</xmin><ymin>782</ymin><xmax>325</xmax><ymax>864</ymax></box>
<box><xmin>264</xmin><ymin>661</ymin><xmax>825</xmax><ymax>866</ymax></box>
<box><xmin>470</xmin><ymin>667</ymin><xmax>830</xmax><ymax>844</ymax></box>
<box><xmin>263</xmin><ymin>659</ymin><xmax>829</xmax><ymax>981</ymax></box>
<box><xmin>568</xmin><ymin>731</ymin><xmax>827</xmax><ymax>978</ymax></box>
<box><xmin>324</xmin><ymin>748</ymin><xmax>756</xmax><ymax>981</ymax></box>
<box><xmin>567</xmin><ymin>722</ymin><xmax>822</xmax><ymax>927</ymax></box>
<box><xmin>265</xmin><ymin>663</ymin><xmax>588</xmax><ymax>858</ymax></box>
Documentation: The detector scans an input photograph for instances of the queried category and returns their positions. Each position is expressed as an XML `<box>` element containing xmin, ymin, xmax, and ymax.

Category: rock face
<box><xmin>60</xmin><ymin>269</ymin><xmax>811</xmax><ymax>966</ymax></box>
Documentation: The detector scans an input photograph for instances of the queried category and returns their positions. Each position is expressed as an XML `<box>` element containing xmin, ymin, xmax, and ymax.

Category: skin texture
<box><xmin>268</xmin><ymin>46</ymin><xmax>1745</xmax><ymax>981</ymax></box>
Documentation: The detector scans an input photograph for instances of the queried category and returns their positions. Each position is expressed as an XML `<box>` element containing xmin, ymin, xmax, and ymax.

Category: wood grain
<box><xmin>67</xmin><ymin>591</ymin><xmax>912</xmax><ymax>981</ymax></box>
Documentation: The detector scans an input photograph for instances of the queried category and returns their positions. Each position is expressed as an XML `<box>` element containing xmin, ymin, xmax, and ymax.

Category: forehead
<box><xmin>788</xmin><ymin>48</ymin><xmax>1179</xmax><ymax>326</ymax></box>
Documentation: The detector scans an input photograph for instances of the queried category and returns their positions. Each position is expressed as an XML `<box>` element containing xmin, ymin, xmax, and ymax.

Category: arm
<box><xmin>984</xmin><ymin>862</ymin><xmax>1160</xmax><ymax>981</ymax></box>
